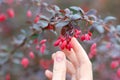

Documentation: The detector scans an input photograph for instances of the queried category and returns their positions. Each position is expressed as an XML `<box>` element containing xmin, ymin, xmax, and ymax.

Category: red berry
<box><xmin>106</xmin><ymin>43</ymin><xmax>111</xmax><ymax>49</ymax></box>
<box><xmin>36</xmin><ymin>45</ymin><xmax>40</xmax><ymax>50</ymax></box>
<box><xmin>66</xmin><ymin>42</ymin><xmax>72</xmax><ymax>51</ymax></box>
<box><xmin>75</xmin><ymin>29</ymin><xmax>81</xmax><ymax>35</ymax></box>
<box><xmin>91</xmin><ymin>49</ymin><xmax>97</xmax><ymax>55</ymax></box>
<box><xmin>29</xmin><ymin>51</ymin><xmax>35</xmax><ymax>59</ymax></box>
<box><xmin>80</xmin><ymin>35</ymin><xmax>85</xmax><ymax>41</ymax></box>
<box><xmin>40</xmin><ymin>39</ymin><xmax>47</xmax><ymax>44</ymax></box>
<box><xmin>39</xmin><ymin>59</ymin><xmax>51</xmax><ymax>69</ymax></box>
<box><xmin>0</xmin><ymin>13</ymin><xmax>7</xmax><ymax>22</ymax></box>
<box><xmin>21</xmin><ymin>58</ymin><xmax>29</xmax><ymax>68</ymax></box>
<box><xmin>7</xmin><ymin>8</ymin><xmax>15</xmax><ymax>18</ymax></box>
<box><xmin>40</xmin><ymin>44</ymin><xmax>46</xmax><ymax>54</ymax></box>
<box><xmin>60</xmin><ymin>36</ymin><xmax>66</xmax><ymax>42</ymax></box>
<box><xmin>54</xmin><ymin>39</ymin><xmax>61</xmax><ymax>46</ymax></box>
<box><xmin>6</xmin><ymin>73</ymin><xmax>10</xmax><ymax>80</ymax></box>
<box><xmin>27</xmin><ymin>10</ymin><xmax>32</xmax><ymax>18</ymax></box>
<box><xmin>34</xmin><ymin>16</ymin><xmax>39</xmax><ymax>23</ymax></box>
<box><xmin>60</xmin><ymin>40</ymin><xmax>67</xmax><ymax>50</ymax></box>
<box><xmin>4</xmin><ymin>0</ymin><xmax>14</xmax><ymax>4</ymax></box>
<box><xmin>110</xmin><ymin>61</ymin><xmax>119</xmax><ymax>69</ymax></box>
<box><xmin>88</xmin><ymin>32</ymin><xmax>92</xmax><ymax>36</ymax></box>
<box><xmin>33</xmin><ymin>38</ymin><xmax>38</xmax><ymax>44</ymax></box>
<box><xmin>90</xmin><ymin>43</ymin><xmax>97</xmax><ymax>51</ymax></box>
<box><xmin>88</xmin><ymin>53</ymin><xmax>94</xmax><ymax>59</ymax></box>
<box><xmin>117</xmin><ymin>68</ymin><xmax>120</xmax><ymax>77</ymax></box>
<box><xmin>85</xmin><ymin>34</ymin><xmax>91</xmax><ymax>40</ymax></box>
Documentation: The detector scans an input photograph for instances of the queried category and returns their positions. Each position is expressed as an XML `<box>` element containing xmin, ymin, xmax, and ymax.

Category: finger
<box><xmin>66</xmin><ymin>59</ymin><xmax>76</xmax><ymax>75</ymax></box>
<box><xmin>63</xmin><ymin>49</ymin><xmax>79</xmax><ymax>68</ymax></box>
<box><xmin>52</xmin><ymin>51</ymin><xmax>66</xmax><ymax>80</ymax></box>
<box><xmin>71</xmin><ymin>37</ymin><xmax>93</xmax><ymax>80</ymax></box>
<box><xmin>45</xmin><ymin>70</ymin><xmax>53</xmax><ymax>80</ymax></box>
<box><xmin>76</xmin><ymin>64</ymin><xmax>93</xmax><ymax>80</ymax></box>
<box><xmin>70</xmin><ymin>37</ymin><xmax>90</xmax><ymax>63</ymax></box>
<box><xmin>71</xmin><ymin>75</ymin><xmax>77</xmax><ymax>80</ymax></box>
<box><xmin>52</xmin><ymin>53</ymin><xmax>76</xmax><ymax>75</ymax></box>
<box><xmin>45</xmin><ymin>60</ymin><xmax>76</xmax><ymax>78</ymax></box>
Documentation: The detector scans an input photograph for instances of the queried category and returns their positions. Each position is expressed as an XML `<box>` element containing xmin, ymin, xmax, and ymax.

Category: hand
<box><xmin>45</xmin><ymin>37</ymin><xmax>93</xmax><ymax>80</ymax></box>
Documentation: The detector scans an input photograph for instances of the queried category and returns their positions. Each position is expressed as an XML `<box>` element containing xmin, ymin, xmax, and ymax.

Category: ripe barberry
<box><xmin>117</xmin><ymin>68</ymin><xmax>120</xmax><ymax>77</ymax></box>
<box><xmin>29</xmin><ymin>51</ymin><xmax>35</xmax><ymax>59</ymax></box>
<box><xmin>80</xmin><ymin>35</ymin><xmax>85</xmax><ymax>41</ymax></box>
<box><xmin>5</xmin><ymin>73</ymin><xmax>10</xmax><ymax>80</ymax></box>
<box><xmin>21</xmin><ymin>58</ymin><xmax>29</xmax><ymax>68</ymax></box>
<box><xmin>110</xmin><ymin>61</ymin><xmax>119</xmax><ymax>69</ymax></box>
<box><xmin>27</xmin><ymin>10</ymin><xmax>32</xmax><ymax>18</ymax></box>
<box><xmin>40</xmin><ymin>39</ymin><xmax>47</xmax><ymax>44</ymax></box>
<box><xmin>7</xmin><ymin>8</ymin><xmax>15</xmax><ymax>18</ymax></box>
<box><xmin>40</xmin><ymin>44</ymin><xmax>46</xmax><ymax>54</ymax></box>
<box><xmin>0</xmin><ymin>13</ymin><xmax>7</xmax><ymax>22</ymax></box>
<box><xmin>34</xmin><ymin>15</ymin><xmax>39</xmax><ymax>23</ymax></box>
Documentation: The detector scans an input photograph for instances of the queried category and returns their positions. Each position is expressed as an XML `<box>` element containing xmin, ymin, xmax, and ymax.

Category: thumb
<box><xmin>52</xmin><ymin>51</ymin><xmax>66</xmax><ymax>80</ymax></box>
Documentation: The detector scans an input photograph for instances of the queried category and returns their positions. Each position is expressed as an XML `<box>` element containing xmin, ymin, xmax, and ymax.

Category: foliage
<box><xmin>0</xmin><ymin>0</ymin><xmax>120</xmax><ymax>80</ymax></box>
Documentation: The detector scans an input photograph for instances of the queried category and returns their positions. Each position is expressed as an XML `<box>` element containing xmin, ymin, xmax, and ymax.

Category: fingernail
<box><xmin>55</xmin><ymin>53</ymin><xmax>64</xmax><ymax>62</ymax></box>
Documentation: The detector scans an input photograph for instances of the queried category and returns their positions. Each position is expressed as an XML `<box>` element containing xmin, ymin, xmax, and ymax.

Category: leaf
<box><xmin>38</xmin><ymin>20</ymin><xmax>49</xmax><ymax>28</ymax></box>
<box><xmin>65</xmin><ymin>8</ymin><xmax>71</xmax><ymax>14</ymax></box>
<box><xmin>46</xmin><ymin>8</ymin><xmax>56</xmax><ymax>17</ymax></box>
<box><xmin>12</xmin><ymin>58</ymin><xmax>21</xmax><ymax>64</ymax></box>
<box><xmin>116</xmin><ymin>25</ymin><xmax>120</xmax><ymax>32</ymax></box>
<box><xmin>104</xmin><ymin>16</ymin><xmax>116</xmax><ymax>23</ymax></box>
<box><xmin>88</xmin><ymin>15</ymin><xmax>97</xmax><ymax>21</ymax></box>
<box><xmin>95</xmin><ymin>25</ymin><xmax>104</xmax><ymax>33</ymax></box>
<box><xmin>40</xmin><ymin>15</ymin><xmax>50</xmax><ymax>21</ymax></box>
<box><xmin>86</xmin><ymin>9</ymin><xmax>97</xmax><ymax>15</ymax></box>
<box><xmin>70</xmin><ymin>14</ymin><xmax>82</xmax><ymax>20</ymax></box>
<box><xmin>13</xmin><ymin>35</ymin><xmax>26</xmax><ymax>45</ymax></box>
<box><xmin>54</xmin><ymin>5</ymin><xmax>60</xmax><ymax>12</ymax></box>
<box><xmin>43</xmin><ymin>2</ymin><xmax>48</xmax><ymax>7</ymax></box>
<box><xmin>56</xmin><ymin>21</ymin><xmax>69</xmax><ymax>28</ymax></box>
<box><xmin>31</xmin><ymin>34</ymin><xmax>39</xmax><ymax>39</ymax></box>
<box><xmin>98</xmin><ymin>45</ymin><xmax>107</xmax><ymax>53</ymax></box>
<box><xmin>109</xmin><ymin>25</ymin><xmax>116</xmax><ymax>32</ymax></box>
<box><xmin>69</xmin><ymin>6</ymin><xmax>84</xmax><ymax>15</ymax></box>
<box><xmin>0</xmin><ymin>52</ymin><xmax>9</xmax><ymax>65</ymax></box>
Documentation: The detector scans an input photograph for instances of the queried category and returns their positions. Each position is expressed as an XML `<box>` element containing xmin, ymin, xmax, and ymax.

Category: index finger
<box><xmin>70</xmin><ymin>37</ymin><xmax>90</xmax><ymax>63</ymax></box>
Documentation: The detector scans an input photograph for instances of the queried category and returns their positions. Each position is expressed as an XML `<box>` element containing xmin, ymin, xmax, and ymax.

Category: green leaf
<box><xmin>69</xmin><ymin>6</ymin><xmax>84</xmax><ymax>15</ymax></box>
<box><xmin>31</xmin><ymin>34</ymin><xmax>39</xmax><ymax>39</ymax></box>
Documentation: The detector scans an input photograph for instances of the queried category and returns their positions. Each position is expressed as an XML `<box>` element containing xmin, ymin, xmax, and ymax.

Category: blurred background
<box><xmin>0</xmin><ymin>0</ymin><xmax>120</xmax><ymax>80</ymax></box>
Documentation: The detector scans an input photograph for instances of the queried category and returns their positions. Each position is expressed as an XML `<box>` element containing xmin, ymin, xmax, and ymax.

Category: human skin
<box><xmin>45</xmin><ymin>37</ymin><xmax>93</xmax><ymax>80</ymax></box>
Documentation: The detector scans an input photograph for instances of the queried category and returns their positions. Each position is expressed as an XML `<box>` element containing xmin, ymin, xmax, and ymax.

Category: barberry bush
<box><xmin>0</xmin><ymin>0</ymin><xmax>120</xmax><ymax>80</ymax></box>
